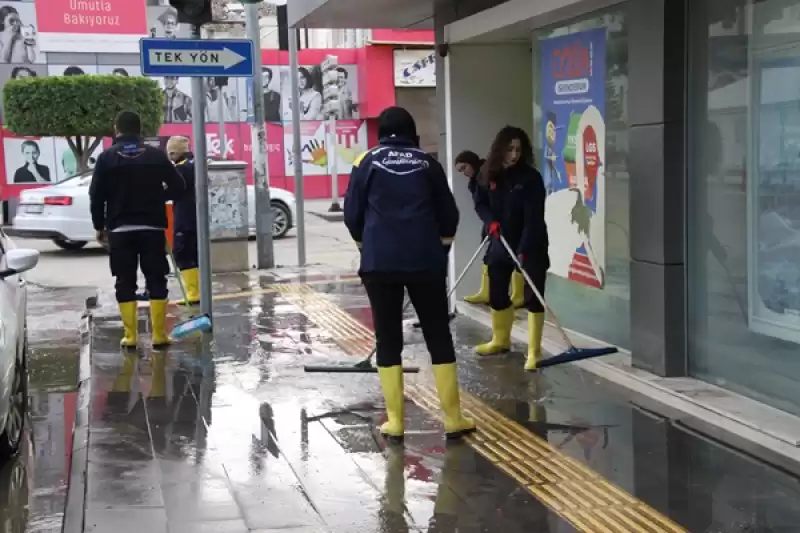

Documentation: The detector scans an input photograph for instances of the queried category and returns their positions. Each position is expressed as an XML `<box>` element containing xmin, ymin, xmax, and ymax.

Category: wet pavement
<box><xmin>0</xmin><ymin>285</ymin><xmax>99</xmax><ymax>533</ymax></box>
<box><xmin>82</xmin><ymin>270</ymin><xmax>800</xmax><ymax>533</ymax></box>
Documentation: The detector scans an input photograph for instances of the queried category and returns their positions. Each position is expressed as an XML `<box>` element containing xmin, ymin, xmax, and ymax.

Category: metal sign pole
<box><xmin>190</xmin><ymin>24</ymin><xmax>213</xmax><ymax>319</ymax></box>
<box><xmin>289</xmin><ymin>28</ymin><xmax>306</xmax><ymax>266</ymax></box>
<box><xmin>217</xmin><ymin>91</ymin><xmax>226</xmax><ymax>159</ymax></box>
<box><xmin>245</xmin><ymin>0</ymin><xmax>274</xmax><ymax>269</ymax></box>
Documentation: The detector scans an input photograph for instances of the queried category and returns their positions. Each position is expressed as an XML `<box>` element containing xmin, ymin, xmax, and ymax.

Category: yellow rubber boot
<box><xmin>149</xmin><ymin>299</ymin><xmax>171</xmax><ymax>348</ymax></box>
<box><xmin>377</xmin><ymin>366</ymin><xmax>405</xmax><ymax>443</ymax></box>
<box><xmin>181</xmin><ymin>268</ymin><xmax>200</xmax><ymax>305</ymax></box>
<box><xmin>432</xmin><ymin>363</ymin><xmax>476</xmax><ymax>440</ymax></box>
<box><xmin>475</xmin><ymin>307</ymin><xmax>515</xmax><ymax>355</ymax></box>
<box><xmin>510</xmin><ymin>271</ymin><xmax>526</xmax><ymax>309</ymax></box>
<box><xmin>525</xmin><ymin>312</ymin><xmax>545</xmax><ymax>371</ymax></box>
<box><xmin>118</xmin><ymin>301</ymin><xmax>138</xmax><ymax>349</ymax></box>
<box><xmin>463</xmin><ymin>265</ymin><xmax>490</xmax><ymax>304</ymax></box>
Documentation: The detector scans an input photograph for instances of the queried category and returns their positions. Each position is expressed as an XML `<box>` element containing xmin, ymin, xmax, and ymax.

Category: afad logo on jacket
<box><xmin>374</xmin><ymin>148</ymin><xmax>430</xmax><ymax>176</ymax></box>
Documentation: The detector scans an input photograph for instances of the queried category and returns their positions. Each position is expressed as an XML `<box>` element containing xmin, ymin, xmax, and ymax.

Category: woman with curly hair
<box><xmin>473</xmin><ymin>126</ymin><xmax>549</xmax><ymax>370</ymax></box>
<box><xmin>459</xmin><ymin>149</ymin><xmax>526</xmax><ymax>308</ymax></box>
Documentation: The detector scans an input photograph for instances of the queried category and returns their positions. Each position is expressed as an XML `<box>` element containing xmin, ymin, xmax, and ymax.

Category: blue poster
<box><xmin>540</xmin><ymin>28</ymin><xmax>607</xmax><ymax>289</ymax></box>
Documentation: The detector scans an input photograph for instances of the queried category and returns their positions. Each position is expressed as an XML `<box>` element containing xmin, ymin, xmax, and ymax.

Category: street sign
<box><xmin>139</xmin><ymin>38</ymin><xmax>255</xmax><ymax>77</ymax></box>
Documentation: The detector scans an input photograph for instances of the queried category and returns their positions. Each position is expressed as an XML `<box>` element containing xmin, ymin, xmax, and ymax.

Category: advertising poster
<box><xmin>36</xmin><ymin>0</ymin><xmax>147</xmax><ymax>35</ymax></box>
<box><xmin>540</xmin><ymin>28</ymin><xmax>607</xmax><ymax>289</ymax></box>
<box><xmin>0</xmin><ymin>2</ymin><xmax>43</xmax><ymax>64</ymax></box>
<box><xmin>282</xmin><ymin>119</ymin><xmax>367</xmax><ymax>176</ymax></box>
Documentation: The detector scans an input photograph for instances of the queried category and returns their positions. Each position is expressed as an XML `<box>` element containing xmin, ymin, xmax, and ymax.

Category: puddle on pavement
<box><xmin>13</xmin><ymin>286</ymin><xmax>88</xmax><ymax>532</ymax></box>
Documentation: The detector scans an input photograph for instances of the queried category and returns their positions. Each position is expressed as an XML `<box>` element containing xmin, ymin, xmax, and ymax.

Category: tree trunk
<box><xmin>66</xmin><ymin>136</ymin><xmax>104</xmax><ymax>175</ymax></box>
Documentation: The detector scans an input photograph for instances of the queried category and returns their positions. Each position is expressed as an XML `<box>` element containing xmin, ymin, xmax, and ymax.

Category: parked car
<box><xmin>7</xmin><ymin>172</ymin><xmax>297</xmax><ymax>250</ymax></box>
<box><xmin>0</xmin><ymin>230</ymin><xmax>38</xmax><ymax>460</ymax></box>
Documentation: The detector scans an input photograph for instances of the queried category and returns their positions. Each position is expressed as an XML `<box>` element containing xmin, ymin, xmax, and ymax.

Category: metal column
<box><xmin>245</xmin><ymin>0</ymin><xmax>274</xmax><ymax>269</ymax></box>
<box><xmin>190</xmin><ymin>24</ymin><xmax>213</xmax><ymax>319</ymax></box>
<box><xmin>289</xmin><ymin>28</ymin><xmax>306</xmax><ymax>266</ymax></box>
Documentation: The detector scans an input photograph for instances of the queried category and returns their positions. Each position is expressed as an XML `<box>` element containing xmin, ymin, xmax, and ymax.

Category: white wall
<box><xmin>447</xmin><ymin>43</ymin><xmax>533</xmax><ymax>298</ymax></box>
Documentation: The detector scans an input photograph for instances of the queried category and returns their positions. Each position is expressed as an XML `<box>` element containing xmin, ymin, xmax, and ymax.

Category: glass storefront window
<box><xmin>688</xmin><ymin>0</ymin><xmax>800</xmax><ymax>414</ymax></box>
<box><xmin>531</xmin><ymin>7</ymin><xmax>630</xmax><ymax>349</ymax></box>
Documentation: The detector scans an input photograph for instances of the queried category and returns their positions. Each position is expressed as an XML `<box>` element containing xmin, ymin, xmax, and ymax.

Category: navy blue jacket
<box><xmin>172</xmin><ymin>153</ymin><xmax>197</xmax><ymax>234</ymax></box>
<box><xmin>474</xmin><ymin>162</ymin><xmax>549</xmax><ymax>269</ymax></box>
<box><xmin>90</xmin><ymin>135</ymin><xmax>185</xmax><ymax>232</ymax></box>
<box><xmin>344</xmin><ymin>137</ymin><xmax>459</xmax><ymax>276</ymax></box>
<box><xmin>467</xmin><ymin>161</ymin><xmax>487</xmax><ymax>240</ymax></box>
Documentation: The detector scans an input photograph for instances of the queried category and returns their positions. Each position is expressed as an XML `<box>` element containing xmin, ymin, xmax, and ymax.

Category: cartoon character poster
<box><xmin>540</xmin><ymin>28</ymin><xmax>607</xmax><ymax>289</ymax></box>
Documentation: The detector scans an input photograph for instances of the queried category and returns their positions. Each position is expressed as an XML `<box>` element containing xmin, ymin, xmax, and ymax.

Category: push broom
<box><xmin>164</xmin><ymin>241</ymin><xmax>212</xmax><ymax>340</ymax></box>
<box><xmin>303</xmin><ymin>236</ymin><xmax>490</xmax><ymax>374</ymax></box>
<box><xmin>498</xmin><ymin>235</ymin><xmax>617</xmax><ymax>370</ymax></box>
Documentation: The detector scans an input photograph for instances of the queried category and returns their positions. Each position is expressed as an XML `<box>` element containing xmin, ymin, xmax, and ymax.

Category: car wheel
<box><xmin>271</xmin><ymin>201</ymin><xmax>291</xmax><ymax>239</ymax></box>
<box><xmin>52</xmin><ymin>239</ymin><xmax>88</xmax><ymax>251</ymax></box>
<box><xmin>0</xmin><ymin>337</ymin><xmax>27</xmax><ymax>460</ymax></box>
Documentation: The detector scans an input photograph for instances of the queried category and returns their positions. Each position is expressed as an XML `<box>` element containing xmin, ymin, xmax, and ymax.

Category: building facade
<box><xmin>0</xmin><ymin>0</ymin><xmax>427</xmax><ymax>207</ymax></box>
<box><xmin>289</xmin><ymin>0</ymin><xmax>800</xmax><ymax>457</ymax></box>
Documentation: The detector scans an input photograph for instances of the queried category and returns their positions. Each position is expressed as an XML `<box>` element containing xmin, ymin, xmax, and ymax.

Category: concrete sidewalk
<box><xmin>76</xmin><ymin>269</ymin><xmax>800</xmax><ymax>533</ymax></box>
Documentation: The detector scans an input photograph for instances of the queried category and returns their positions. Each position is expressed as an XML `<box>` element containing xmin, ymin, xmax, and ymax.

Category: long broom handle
<box><xmin>397</xmin><ymin>235</ymin><xmax>489</xmax><ymax>317</ymax></box>
<box><xmin>498</xmin><ymin>235</ymin><xmax>576</xmax><ymax>351</ymax></box>
<box><xmin>165</xmin><ymin>239</ymin><xmax>191</xmax><ymax>306</ymax></box>
<box><xmin>365</xmin><ymin>236</ymin><xmax>490</xmax><ymax>363</ymax></box>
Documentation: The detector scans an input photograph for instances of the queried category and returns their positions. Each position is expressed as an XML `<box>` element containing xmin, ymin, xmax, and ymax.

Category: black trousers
<box><xmin>362</xmin><ymin>274</ymin><xmax>456</xmax><ymax>368</ymax></box>
<box><xmin>109</xmin><ymin>230</ymin><xmax>169</xmax><ymax>303</ymax></box>
<box><xmin>174</xmin><ymin>230</ymin><xmax>199</xmax><ymax>270</ymax></box>
<box><xmin>488</xmin><ymin>260</ymin><xmax>546</xmax><ymax>313</ymax></box>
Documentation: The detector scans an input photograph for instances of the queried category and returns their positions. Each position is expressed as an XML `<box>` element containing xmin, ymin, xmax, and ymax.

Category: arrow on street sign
<box><xmin>139</xmin><ymin>38</ymin><xmax>255</xmax><ymax>78</ymax></box>
<box><xmin>147</xmin><ymin>47</ymin><xmax>245</xmax><ymax>70</ymax></box>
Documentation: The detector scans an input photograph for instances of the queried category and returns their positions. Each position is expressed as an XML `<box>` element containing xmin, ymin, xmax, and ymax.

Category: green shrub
<box><xmin>3</xmin><ymin>75</ymin><xmax>164</xmax><ymax>137</ymax></box>
<box><xmin>3</xmin><ymin>75</ymin><xmax>165</xmax><ymax>173</ymax></box>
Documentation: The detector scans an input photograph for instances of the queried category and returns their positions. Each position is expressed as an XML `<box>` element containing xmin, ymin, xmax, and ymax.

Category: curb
<box><xmin>455</xmin><ymin>301</ymin><xmax>800</xmax><ymax>477</ymax></box>
<box><xmin>61</xmin><ymin>293</ymin><xmax>96</xmax><ymax>533</ymax></box>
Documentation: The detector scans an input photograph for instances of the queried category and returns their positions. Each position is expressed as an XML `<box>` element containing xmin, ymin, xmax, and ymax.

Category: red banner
<box><xmin>36</xmin><ymin>0</ymin><xmax>147</xmax><ymax>35</ymax></box>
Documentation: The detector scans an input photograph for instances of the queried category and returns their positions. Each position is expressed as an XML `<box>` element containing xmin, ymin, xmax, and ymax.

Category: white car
<box><xmin>8</xmin><ymin>172</ymin><xmax>297</xmax><ymax>250</ymax></box>
<box><xmin>0</xmin><ymin>230</ymin><xmax>38</xmax><ymax>460</ymax></box>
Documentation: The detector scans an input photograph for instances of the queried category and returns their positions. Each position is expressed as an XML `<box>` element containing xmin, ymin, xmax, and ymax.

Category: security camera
<box><xmin>437</xmin><ymin>43</ymin><xmax>449</xmax><ymax>58</ymax></box>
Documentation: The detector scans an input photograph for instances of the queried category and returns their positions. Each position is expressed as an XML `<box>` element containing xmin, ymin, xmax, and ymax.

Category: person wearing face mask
<box><xmin>473</xmin><ymin>126</ymin><xmax>549</xmax><ymax>371</ymax></box>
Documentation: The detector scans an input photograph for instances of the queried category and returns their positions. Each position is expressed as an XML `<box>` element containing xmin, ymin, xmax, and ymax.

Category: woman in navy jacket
<box><xmin>473</xmin><ymin>126</ymin><xmax>550</xmax><ymax>370</ymax></box>
<box><xmin>458</xmin><ymin>150</ymin><xmax>526</xmax><ymax>307</ymax></box>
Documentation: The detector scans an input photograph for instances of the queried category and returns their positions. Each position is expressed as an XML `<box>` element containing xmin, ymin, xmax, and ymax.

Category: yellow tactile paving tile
<box><xmin>272</xmin><ymin>283</ymin><xmax>688</xmax><ymax>533</ymax></box>
<box><xmin>137</xmin><ymin>275</ymin><xmax>362</xmax><ymax>307</ymax></box>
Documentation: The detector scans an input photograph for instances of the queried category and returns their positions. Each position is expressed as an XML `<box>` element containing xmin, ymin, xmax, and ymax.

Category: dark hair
<box><xmin>64</xmin><ymin>66</ymin><xmax>85</xmax><ymax>76</ymax></box>
<box><xmin>335</xmin><ymin>66</ymin><xmax>348</xmax><ymax>78</ymax></box>
<box><xmin>111</xmin><ymin>68</ymin><xmax>129</xmax><ymax>76</ymax></box>
<box><xmin>20</xmin><ymin>140</ymin><xmax>39</xmax><ymax>152</ymax></box>
<box><xmin>263</xmin><ymin>67</ymin><xmax>273</xmax><ymax>78</ymax></box>
<box><xmin>454</xmin><ymin>150</ymin><xmax>481</xmax><ymax>171</ymax></box>
<box><xmin>297</xmin><ymin>67</ymin><xmax>313</xmax><ymax>90</ymax></box>
<box><xmin>115</xmin><ymin>111</ymin><xmax>141</xmax><ymax>136</ymax></box>
<box><xmin>0</xmin><ymin>6</ymin><xmax>19</xmax><ymax>31</ymax></box>
<box><xmin>10</xmin><ymin>66</ymin><xmax>35</xmax><ymax>79</ymax></box>
<box><xmin>378</xmin><ymin>106</ymin><xmax>417</xmax><ymax>143</ymax></box>
<box><xmin>479</xmin><ymin>126</ymin><xmax>535</xmax><ymax>186</ymax></box>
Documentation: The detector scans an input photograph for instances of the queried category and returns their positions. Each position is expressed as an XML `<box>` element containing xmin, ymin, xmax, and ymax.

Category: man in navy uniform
<box><xmin>90</xmin><ymin>111</ymin><xmax>186</xmax><ymax>349</ymax></box>
<box><xmin>344</xmin><ymin>106</ymin><xmax>475</xmax><ymax>444</ymax></box>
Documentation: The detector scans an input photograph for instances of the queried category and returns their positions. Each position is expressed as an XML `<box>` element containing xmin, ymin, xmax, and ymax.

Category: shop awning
<box><xmin>287</xmin><ymin>0</ymin><xmax>434</xmax><ymax>29</ymax></box>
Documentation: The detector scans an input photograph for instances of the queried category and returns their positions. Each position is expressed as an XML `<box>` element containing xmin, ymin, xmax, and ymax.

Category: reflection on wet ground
<box><xmin>81</xmin><ymin>272</ymin><xmax>800</xmax><ymax>533</ymax></box>
<box><xmin>0</xmin><ymin>286</ymin><xmax>95</xmax><ymax>533</ymax></box>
